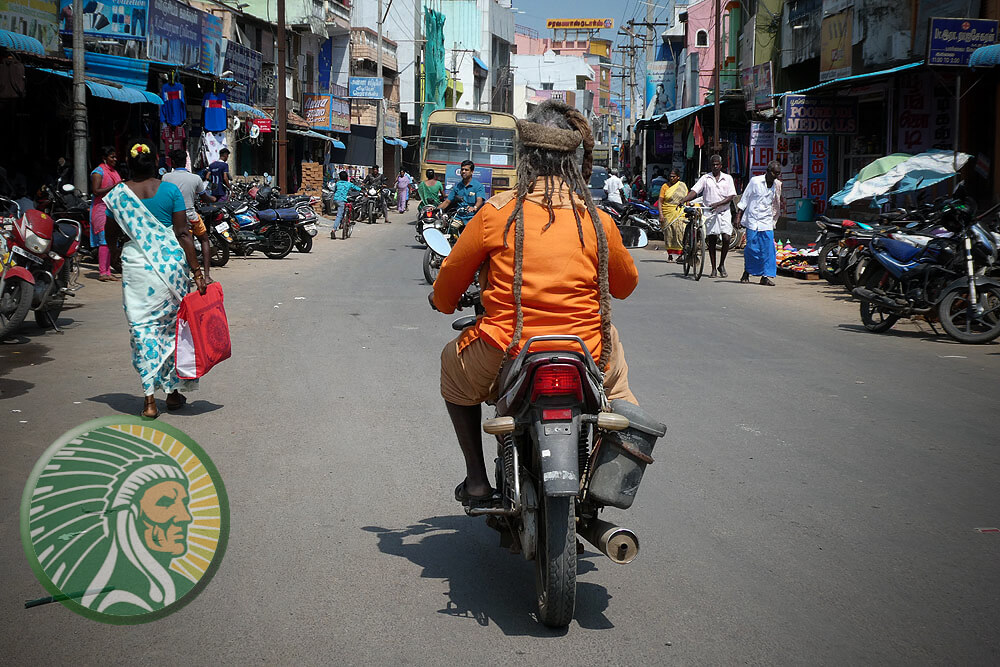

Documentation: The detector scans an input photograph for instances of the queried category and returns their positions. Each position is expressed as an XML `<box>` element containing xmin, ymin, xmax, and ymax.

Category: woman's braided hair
<box><xmin>502</xmin><ymin>100</ymin><xmax>613</xmax><ymax>370</ymax></box>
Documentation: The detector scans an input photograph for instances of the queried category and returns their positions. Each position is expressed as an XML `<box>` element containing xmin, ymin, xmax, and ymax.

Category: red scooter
<box><xmin>0</xmin><ymin>196</ymin><xmax>82</xmax><ymax>339</ymax></box>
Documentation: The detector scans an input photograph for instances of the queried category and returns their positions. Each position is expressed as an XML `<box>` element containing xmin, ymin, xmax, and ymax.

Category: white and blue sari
<box><xmin>104</xmin><ymin>183</ymin><xmax>197</xmax><ymax>396</ymax></box>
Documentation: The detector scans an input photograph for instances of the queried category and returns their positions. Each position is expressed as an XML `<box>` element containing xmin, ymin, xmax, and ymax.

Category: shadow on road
<box><xmin>363</xmin><ymin>516</ymin><xmax>613</xmax><ymax>635</ymax></box>
<box><xmin>0</xmin><ymin>340</ymin><xmax>53</xmax><ymax>399</ymax></box>
<box><xmin>87</xmin><ymin>392</ymin><xmax>223</xmax><ymax>415</ymax></box>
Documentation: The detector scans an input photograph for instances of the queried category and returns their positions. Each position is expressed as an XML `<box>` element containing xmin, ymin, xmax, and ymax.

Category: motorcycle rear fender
<box><xmin>531</xmin><ymin>414</ymin><xmax>581</xmax><ymax>497</ymax></box>
<box><xmin>2</xmin><ymin>265</ymin><xmax>35</xmax><ymax>284</ymax></box>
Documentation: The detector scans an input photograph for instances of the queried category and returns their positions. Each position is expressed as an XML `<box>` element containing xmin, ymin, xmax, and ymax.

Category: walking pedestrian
<box><xmin>330</xmin><ymin>171</ymin><xmax>360</xmax><ymax>237</ymax></box>
<box><xmin>603</xmin><ymin>168</ymin><xmax>625</xmax><ymax>204</ymax></box>
<box><xmin>162</xmin><ymin>149</ymin><xmax>214</xmax><ymax>283</ymax></box>
<box><xmin>736</xmin><ymin>160</ymin><xmax>783</xmax><ymax>286</ymax></box>
<box><xmin>207</xmin><ymin>148</ymin><xmax>230</xmax><ymax>200</ymax></box>
<box><xmin>658</xmin><ymin>168</ymin><xmax>688</xmax><ymax>262</ymax></box>
<box><xmin>89</xmin><ymin>146</ymin><xmax>122</xmax><ymax>281</ymax></box>
<box><xmin>396</xmin><ymin>169</ymin><xmax>412</xmax><ymax>213</ymax></box>
<box><xmin>682</xmin><ymin>154</ymin><xmax>737</xmax><ymax>278</ymax></box>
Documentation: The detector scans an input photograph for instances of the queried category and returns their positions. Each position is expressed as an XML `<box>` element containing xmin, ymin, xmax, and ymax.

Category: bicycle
<box><xmin>681</xmin><ymin>205</ymin><xmax>706</xmax><ymax>280</ymax></box>
<box><xmin>330</xmin><ymin>198</ymin><xmax>356</xmax><ymax>239</ymax></box>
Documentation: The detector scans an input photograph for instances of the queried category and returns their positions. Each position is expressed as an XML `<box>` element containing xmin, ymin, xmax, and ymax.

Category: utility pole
<box><xmin>413</xmin><ymin>0</ymin><xmax>422</xmax><ymax>143</ymax></box>
<box><xmin>71</xmin><ymin>0</ymin><xmax>87</xmax><ymax>192</ymax></box>
<box><xmin>376</xmin><ymin>0</ymin><xmax>384</xmax><ymax>171</ymax></box>
<box><xmin>713</xmin><ymin>0</ymin><xmax>721</xmax><ymax>154</ymax></box>
<box><xmin>277</xmin><ymin>0</ymin><xmax>288</xmax><ymax>192</ymax></box>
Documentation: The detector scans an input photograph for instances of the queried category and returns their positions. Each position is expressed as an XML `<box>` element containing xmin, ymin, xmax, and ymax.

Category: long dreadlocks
<box><xmin>501</xmin><ymin>100</ymin><xmax>614</xmax><ymax>370</ymax></box>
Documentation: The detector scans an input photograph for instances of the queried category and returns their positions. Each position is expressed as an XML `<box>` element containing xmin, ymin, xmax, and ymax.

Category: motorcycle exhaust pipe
<box><xmin>579</xmin><ymin>518</ymin><xmax>639</xmax><ymax>564</ymax></box>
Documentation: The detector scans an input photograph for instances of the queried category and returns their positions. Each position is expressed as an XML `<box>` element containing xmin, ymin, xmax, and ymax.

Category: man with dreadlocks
<box><xmin>431</xmin><ymin>100</ymin><xmax>640</xmax><ymax>506</ymax></box>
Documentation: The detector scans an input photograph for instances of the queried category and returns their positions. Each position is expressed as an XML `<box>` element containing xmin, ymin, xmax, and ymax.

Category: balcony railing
<box><xmin>351</xmin><ymin>43</ymin><xmax>397</xmax><ymax>73</ymax></box>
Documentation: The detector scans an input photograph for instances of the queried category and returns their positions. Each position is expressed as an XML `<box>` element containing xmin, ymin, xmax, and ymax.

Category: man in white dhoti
<box><xmin>736</xmin><ymin>161</ymin><xmax>783</xmax><ymax>286</ymax></box>
<box><xmin>682</xmin><ymin>154</ymin><xmax>738</xmax><ymax>278</ymax></box>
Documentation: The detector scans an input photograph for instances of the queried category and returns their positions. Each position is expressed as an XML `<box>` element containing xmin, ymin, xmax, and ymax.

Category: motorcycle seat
<box><xmin>603</xmin><ymin>200</ymin><xmax>627</xmax><ymax>214</ymax></box>
<box><xmin>257</xmin><ymin>208</ymin><xmax>301</xmax><ymax>222</ymax></box>
<box><xmin>198</xmin><ymin>203</ymin><xmax>224</xmax><ymax>215</ymax></box>
<box><xmin>873</xmin><ymin>237</ymin><xmax>924</xmax><ymax>263</ymax></box>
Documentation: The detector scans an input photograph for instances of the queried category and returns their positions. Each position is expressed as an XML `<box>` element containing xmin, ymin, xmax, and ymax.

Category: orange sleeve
<box><xmin>432</xmin><ymin>211</ymin><xmax>488</xmax><ymax>314</ymax></box>
<box><xmin>602</xmin><ymin>214</ymin><xmax>639</xmax><ymax>299</ymax></box>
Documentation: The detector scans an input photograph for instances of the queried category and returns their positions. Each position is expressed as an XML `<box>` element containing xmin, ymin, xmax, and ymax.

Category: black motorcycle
<box><xmin>227</xmin><ymin>202</ymin><xmax>296</xmax><ymax>259</ymax></box>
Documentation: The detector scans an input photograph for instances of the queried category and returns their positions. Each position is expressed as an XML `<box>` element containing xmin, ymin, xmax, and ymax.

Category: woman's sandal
<box><xmin>165</xmin><ymin>392</ymin><xmax>187</xmax><ymax>411</ymax></box>
<box><xmin>141</xmin><ymin>397</ymin><xmax>159</xmax><ymax>419</ymax></box>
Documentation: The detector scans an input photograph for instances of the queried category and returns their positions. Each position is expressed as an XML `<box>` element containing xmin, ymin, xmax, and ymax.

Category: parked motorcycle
<box><xmin>0</xmin><ymin>197</ymin><xmax>82</xmax><ymax>338</ymax></box>
<box><xmin>425</xmin><ymin>225</ymin><xmax>663</xmax><ymax>627</ymax></box>
<box><xmin>194</xmin><ymin>202</ymin><xmax>234</xmax><ymax>267</ymax></box>
<box><xmin>226</xmin><ymin>202</ymin><xmax>296</xmax><ymax>259</ymax></box>
<box><xmin>853</xmin><ymin>199</ymin><xmax>1000</xmax><ymax>343</ymax></box>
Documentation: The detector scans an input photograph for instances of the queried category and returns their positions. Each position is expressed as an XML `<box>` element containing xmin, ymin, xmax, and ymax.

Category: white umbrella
<box><xmin>840</xmin><ymin>149</ymin><xmax>971</xmax><ymax>204</ymax></box>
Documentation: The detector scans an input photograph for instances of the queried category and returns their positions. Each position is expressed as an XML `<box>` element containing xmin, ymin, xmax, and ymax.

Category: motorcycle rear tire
<box><xmin>263</xmin><ymin>228</ymin><xmax>294</xmax><ymax>259</ymax></box>
<box><xmin>370</xmin><ymin>207</ymin><xmax>378</xmax><ymax>225</ymax></box>
<box><xmin>535</xmin><ymin>493</ymin><xmax>576</xmax><ymax>628</ymax></box>
<box><xmin>938</xmin><ymin>284</ymin><xmax>1000</xmax><ymax>344</ymax></box>
<box><xmin>295</xmin><ymin>230</ymin><xmax>313</xmax><ymax>253</ymax></box>
<box><xmin>817</xmin><ymin>240</ymin><xmax>841</xmax><ymax>284</ymax></box>
<box><xmin>423</xmin><ymin>247</ymin><xmax>440</xmax><ymax>285</ymax></box>
<box><xmin>858</xmin><ymin>265</ymin><xmax>900</xmax><ymax>333</ymax></box>
<box><xmin>210</xmin><ymin>233</ymin><xmax>230</xmax><ymax>267</ymax></box>
<box><xmin>0</xmin><ymin>278</ymin><xmax>32</xmax><ymax>339</ymax></box>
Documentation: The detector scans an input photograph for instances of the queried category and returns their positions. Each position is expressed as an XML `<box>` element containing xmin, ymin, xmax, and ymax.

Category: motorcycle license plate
<box><xmin>11</xmin><ymin>245</ymin><xmax>41</xmax><ymax>264</ymax></box>
<box><xmin>215</xmin><ymin>223</ymin><xmax>229</xmax><ymax>233</ymax></box>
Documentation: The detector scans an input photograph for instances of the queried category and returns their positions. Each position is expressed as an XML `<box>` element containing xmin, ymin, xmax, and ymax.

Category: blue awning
<box><xmin>38</xmin><ymin>69</ymin><xmax>162</xmax><ymax>105</ymax></box>
<box><xmin>62</xmin><ymin>50</ymin><xmax>151</xmax><ymax>89</ymax></box>
<box><xmin>230</xmin><ymin>102</ymin><xmax>270</xmax><ymax>118</ymax></box>
<box><xmin>383</xmin><ymin>137</ymin><xmax>408</xmax><ymax>147</ymax></box>
<box><xmin>636</xmin><ymin>101</ymin><xmax>721</xmax><ymax>130</ymax></box>
<box><xmin>473</xmin><ymin>56</ymin><xmax>489</xmax><ymax>72</ymax></box>
<box><xmin>969</xmin><ymin>44</ymin><xmax>1000</xmax><ymax>68</ymax></box>
<box><xmin>773</xmin><ymin>61</ymin><xmax>924</xmax><ymax>97</ymax></box>
<box><xmin>0</xmin><ymin>29</ymin><xmax>45</xmax><ymax>56</ymax></box>
<box><xmin>289</xmin><ymin>128</ymin><xmax>346</xmax><ymax>149</ymax></box>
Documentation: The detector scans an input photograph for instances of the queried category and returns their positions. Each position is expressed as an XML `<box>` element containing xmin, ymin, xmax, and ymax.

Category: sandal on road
<box><xmin>455</xmin><ymin>480</ymin><xmax>497</xmax><ymax>508</ymax></box>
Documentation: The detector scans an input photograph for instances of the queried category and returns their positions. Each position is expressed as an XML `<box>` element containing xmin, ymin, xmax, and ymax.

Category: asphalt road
<box><xmin>2</xmin><ymin>210</ymin><xmax>1000</xmax><ymax>664</ymax></box>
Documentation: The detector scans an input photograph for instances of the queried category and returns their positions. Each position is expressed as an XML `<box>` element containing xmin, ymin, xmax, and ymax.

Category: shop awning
<box><xmin>230</xmin><ymin>102</ymin><xmax>270</xmax><ymax>118</ymax></box>
<box><xmin>969</xmin><ymin>44</ymin><xmax>1000</xmax><ymax>68</ymax></box>
<box><xmin>0</xmin><ymin>29</ymin><xmax>45</xmax><ymax>56</ymax></box>
<box><xmin>774</xmin><ymin>61</ymin><xmax>924</xmax><ymax>97</ymax></box>
<box><xmin>262</xmin><ymin>107</ymin><xmax>310</xmax><ymax>129</ymax></box>
<box><xmin>288</xmin><ymin>128</ymin><xmax>346</xmax><ymax>149</ymax></box>
<box><xmin>635</xmin><ymin>101</ymin><xmax>722</xmax><ymax>130</ymax></box>
<box><xmin>473</xmin><ymin>56</ymin><xmax>489</xmax><ymax>72</ymax></box>
<box><xmin>39</xmin><ymin>69</ymin><xmax>162</xmax><ymax>105</ymax></box>
<box><xmin>383</xmin><ymin>137</ymin><xmax>408</xmax><ymax>147</ymax></box>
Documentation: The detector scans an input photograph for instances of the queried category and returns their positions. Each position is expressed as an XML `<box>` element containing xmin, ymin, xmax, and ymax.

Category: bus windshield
<box><xmin>425</xmin><ymin>124</ymin><xmax>516</xmax><ymax>168</ymax></box>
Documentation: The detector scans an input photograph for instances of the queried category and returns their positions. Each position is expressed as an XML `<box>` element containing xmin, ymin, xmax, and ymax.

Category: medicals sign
<box><xmin>783</xmin><ymin>95</ymin><xmax>858</xmax><ymax>135</ymax></box>
<box><xmin>927</xmin><ymin>17</ymin><xmax>998</xmax><ymax>67</ymax></box>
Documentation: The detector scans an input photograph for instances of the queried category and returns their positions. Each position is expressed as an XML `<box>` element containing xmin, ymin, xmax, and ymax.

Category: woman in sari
<box><xmin>103</xmin><ymin>142</ymin><xmax>207</xmax><ymax>419</ymax></box>
<box><xmin>658</xmin><ymin>168</ymin><xmax>688</xmax><ymax>262</ymax></box>
<box><xmin>90</xmin><ymin>146</ymin><xmax>122</xmax><ymax>281</ymax></box>
<box><xmin>417</xmin><ymin>169</ymin><xmax>444</xmax><ymax>206</ymax></box>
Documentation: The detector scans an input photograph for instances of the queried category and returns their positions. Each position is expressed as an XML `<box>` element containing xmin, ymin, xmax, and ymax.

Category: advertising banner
<box><xmin>897</xmin><ymin>73</ymin><xmax>953</xmax><ymax>152</ymax></box>
<box><xmin>806</xmin><ymin>135</ymin><xmax>830</xmax><ymax>215</ymax></box>
<box><xmin>222</xmin><ymin>40</ymin><xmax>262</xmax><ymax>104</ymax></box>
<box><xmin>783</xmin><ymin>95</ymin><xmax>858</xmax><ymax>135</ymax></box>
<box><xmin>251</xmin><ymin>118</ymin><xmax>272</xmax><ymax>133</ymax></box>
<box><xmin>741</xmin><ymin>62</ymin><xmax>774</xmax><ymax>111</ymax></box>
<box><xmin>820</xmin><ymin>9</ymin><xmax>852</xmax><ymax>81</ymax></box>
<box><xmin>545</xmin><ymin>18</ymin><xmax>613</xmax><ymax>30</ymax></box>
<box><xmin>749</xmin><ymin>121</ymin><xmax>775</xmax><ymax>178</ymax></box>
<box><xmin>644</xmin><ymin>60</ymin><xmax>675</xmax><ymax>117</ymax></box>
<box><xmin>330</xmin><ymin>96</ymin><xmax>350</xmax><ymax>132</ymax></box>
<box><xmin>148</xmin><ymin>0</ymin><xmax>220</xmax><ymax>74</ymax></box>
<box><xmin>444</xmin><ymin>165</ymin><xmax>493</xmax><ymax>198</ymax></box>
<box><xmin>6</xmin><ymin>0</ymin><xmax>60</xmax><ymax>52</ymax></box>
<box><xmin>58</xmin><ymin>0</ymin><xmax>146</xmax><ymax>41</ymax></box>
<box><xmin>304</xmin><ymin>94</ymin><xmax>332</xmax><ymax>130</ymax></box>
<box><xmin>774</xmin><ymin>133</ymin><xmax>803</xmax><ymax>216</ymax></box>
<box><xmin>927</xmin><ymin>17</ymin><xmax>998</xmax><ymax>67</ymax></box>
<box><xmin>348</xmin><ymin>76</ymin><xmax>383</xmax><ymax>99</ymax></box>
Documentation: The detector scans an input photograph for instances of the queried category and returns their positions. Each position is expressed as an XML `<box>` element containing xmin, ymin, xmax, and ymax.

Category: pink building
<box><xmin>685</xmin><ymin>0</ymin><xmax>719</xmax><ymax>106</ymax></box>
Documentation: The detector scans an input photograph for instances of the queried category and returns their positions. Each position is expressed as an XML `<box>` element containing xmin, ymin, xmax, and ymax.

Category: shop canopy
<box><xmin>39</xmin><ymin>69</ymin><xmax>162</xmax><ymax>105</ymax></box>
<box><xmin>288</xmin><ymin>128</ymin><xmax>346</xmax><ymax>149</ymax></box>
<box><xmin>774</xmin><ymin>61</ymin><xmax>924</xmax><ymax>97</ymax></box>
<box><xmin>635</xmin><ymin>101</ymin><xmax>724</xmax><ymax>130</ymax></box>
<box><xmin>829</xmin><ymin>149</ymin><xmax>971</xmax><ymax>205</ymax></box>
<box><xmin>473</xmin><ymin>56</ymin><xmax>489</xmax><ymax>72</ymax></box>
<box><xmin>383</xmin><ymin>137</ymin><xmax>408</xmax><ymax>147</ymax></box>
<box><xmin>230</xmin><ymin>102</ymin><xmax>270</xmax><ymax>118</ymax></box>
<box><xmin>969</xmin><ymin>44</ymin><xmax>1000</xmax><ymax>68</ymax></box>
<box><xmin>0</xmin><ymin>29</ymin><xmax>45</xmax><ymax>56</ymax></box>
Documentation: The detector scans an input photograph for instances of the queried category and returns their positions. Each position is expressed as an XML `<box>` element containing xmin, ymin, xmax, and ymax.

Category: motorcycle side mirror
<box><xmin>906</xmin><ymin>221</ymin><xmax>919</xmax><ymax>229</ymax></box>
<box><xmin>423</xmin><ymin>228</ymin><xmax>452</xmax><ymax>257</ymax></box>
<box><xmin>62</xmin><ymin>183</ymin><xmax>75</xmax><ymax>192</ymax></box>
<box><xmin>619</xmin><ymin>226</ymin><xmax>648</xmax><ymax>249</ymax></box>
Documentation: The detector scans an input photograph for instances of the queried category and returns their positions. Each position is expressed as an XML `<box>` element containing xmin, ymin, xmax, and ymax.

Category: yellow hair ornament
<box><xmin>129</xmin><ymin>143</ymin><xmax>151</xmax><ymax>158</ymax></box>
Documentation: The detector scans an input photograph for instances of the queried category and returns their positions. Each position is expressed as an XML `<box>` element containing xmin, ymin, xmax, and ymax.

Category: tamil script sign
<box><xmin>348</xmin><ymin>76</ymin><xmax>383</xmax><ymax>99</ymax></box>
<box><xmin>545</xmin><ymin>18</ymin><xmax>613</xmax><ymax>30</ymax></box>
<box><xmin>806</xmin><ymin>135</ymin><xmax>830</xmax><ymax>215</ymax></box>
<box><xmin>783</xmin><ymin>95</ymin><xmax>858</xmax><ymax>135</ymax></box>
<box><xmin>222</xmin><ymin>40</ymin><xmax>262</xmax><ymax>104</ymax></box>
<box><xmin>927</xmin><ymin>17</ymin><xmax>999</xmax><ymax>67</ymax></box>
<box><xmin>304</xmin><ymin>94</ymin><xmax>333</xmax><ymax>129</ymax></box>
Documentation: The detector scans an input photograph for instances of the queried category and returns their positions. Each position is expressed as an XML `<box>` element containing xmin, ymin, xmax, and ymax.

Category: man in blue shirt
<box><xmin>208</xmin><ymin>148</ymin><xmax>230</xmax><ymax>199</ymax></box>
<box><xmin>438</xmin><ymin>160</ymin><xmax>485</xmax><ymax>223</ymax></box>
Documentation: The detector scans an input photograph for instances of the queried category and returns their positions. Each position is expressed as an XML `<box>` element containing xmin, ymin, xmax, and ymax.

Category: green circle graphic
<box><xmin>20</xmin><ymin>416</ymin><xmax>230</xmax><ymax>625</ymax></box>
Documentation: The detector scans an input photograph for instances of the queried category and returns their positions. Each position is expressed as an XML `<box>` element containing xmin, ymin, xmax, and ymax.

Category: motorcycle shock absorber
<box><xmin>578</xmin><ymin>424</ymin><xmax>591</xmax><ymax>482</ymax></box>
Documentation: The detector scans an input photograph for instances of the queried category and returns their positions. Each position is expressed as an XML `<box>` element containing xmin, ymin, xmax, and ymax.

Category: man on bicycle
<box><xmin>682</xmin><ymin>154</ymin><xmax>737</xmax><ymax>278</ymax></box>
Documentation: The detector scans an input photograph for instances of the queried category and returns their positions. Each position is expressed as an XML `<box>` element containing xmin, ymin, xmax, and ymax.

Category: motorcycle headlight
<box><xmin>971</xmin><ymin>224</ymin><xmax>997</xmax><ymax>265</ymax></box>
<box><xmin>24</xmin><ymin>227</ymin><xmax>50</xmax><ymax>254</ymax></box>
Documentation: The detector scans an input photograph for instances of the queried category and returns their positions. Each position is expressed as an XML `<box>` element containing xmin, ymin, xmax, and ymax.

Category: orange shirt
<box><xmin>433</xmin><ymin>179</ymin><xmax>639</xmax><ymax>363</ymax></box>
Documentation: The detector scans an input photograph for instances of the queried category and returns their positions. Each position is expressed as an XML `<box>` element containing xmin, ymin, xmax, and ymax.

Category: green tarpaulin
<box><xmin>421</xmin><ymin>8</ymin><xmax>447</xmax><ymax>138</ymax></box>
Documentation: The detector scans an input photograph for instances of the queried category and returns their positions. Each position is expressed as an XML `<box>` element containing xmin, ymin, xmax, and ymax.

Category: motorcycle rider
<box><xmin>437</xmin><ymin>160</ymin><xmax>485</xmax><ymax>225</ymax></box>
<box><xmin>430</xmin><ymin>100</ymin><xmax>639</xmax><ymax>506</ymax></box>
<box><xmin>363</xmin><ymin>166</ymin><xmax>389</xmax><ymax>222</ymax></box>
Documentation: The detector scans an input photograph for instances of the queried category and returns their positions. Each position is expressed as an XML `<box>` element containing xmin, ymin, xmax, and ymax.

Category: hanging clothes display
<box><xmin>199</xmin><ymin>131</ymin><xmax>228</xmax><ymax>165</ymax></box>
<box><xmin>202</xmin><ymin>92</ymin><xmax>228</xmax><ymax>132</ymax></box>
<box><xmin>160</xmin><ymin>81</ymin><xmax>186</xmax><ymax>126</ymax></box>
<box><xmin>161</xmin><ymin>125</ymin><xmax>187</xmax><ymax>167</ymax></box>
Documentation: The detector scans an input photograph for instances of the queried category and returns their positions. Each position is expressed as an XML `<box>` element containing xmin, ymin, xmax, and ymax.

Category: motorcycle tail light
<box><xmin>24</xmin><ymin>228</ymin><xmax>50</xmax><ymax>254</ymax></box>
<box><xmin>531</xmin><ymin>365</ymin><xmax>583</xmax><ymax>402</ymax></box>
<box><xmin>541</xmin><ymin>408</ymin><xmax>573</xmax><ymax>421</ymax></box>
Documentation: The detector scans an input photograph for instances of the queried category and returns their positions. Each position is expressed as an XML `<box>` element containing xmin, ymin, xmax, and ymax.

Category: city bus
<box><xmin>421</xmin><ymin>109</ymin><xmax>518</xmax><ymax>199</ymax></box>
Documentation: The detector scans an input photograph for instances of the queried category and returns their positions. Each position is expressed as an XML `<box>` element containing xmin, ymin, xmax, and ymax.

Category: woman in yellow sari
<box><xmin>658</xmin><ymin>168</ymin><xmax>688</xmax><ymax>262</ymax></box>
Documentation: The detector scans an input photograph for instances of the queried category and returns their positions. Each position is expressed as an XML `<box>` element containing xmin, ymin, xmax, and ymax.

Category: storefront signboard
<box><xmin>545</xmin><ymin>18</ymin><xmax>613</xmax><ymax>30</ymax></box>
<box><xmin>8</xmin><ymin>0</ymin><xmax>60</xmax><ymax>52</ymax></box>
<box><xmin>304</xmin><ymin>94</ymin><xmax>332</xmax><ymax>130</ymax></box>
<box><xmin>927</xmin><ymin>17</ymin><xmax>998</xmax><ymax>67</ymax></box>
<box><xmin>783</xmin><ymin>95</ymin><xmax>858</xmax><ymax>135</ymax></box>
<box><xmin>222</xmin><ymin>40</ymin><xmax>263</xmax><ymax>104</ymax></box>
<box><xmin>741</xmin><ymin>63</ymin><xmax>774</xmax><ymax>111</ymax></box>
<box><xmin>148</xmin><ymin>0</ymin><xmax>221</xmax><ymax>74</ymax></box>
<box><xmin>330</xmin><ymin>96</ymin><xmax>350</xmax><ymax>132</ymax></box>
<box><xmin>58</xmin><ymin>0</ymin><xmax>146</xmax><ymax>42</ymax></box>
<box><xmin>348</xmin><ymin>76</ymin><xmax>383</xmax><ymax>99</ymax></box>
<box><xmin>774</xmin><ymin>133</ymin><xmax>803</xmax><ymax>216</ymax></box>
<box><xmin>897</xmin><ymin>73</ymin><xmax>954</xmax><ymax>152</ymax></box>
<box><xmin>806</xmin><ymin>136</ymin><xmax>830</xmax><ymax>215</ymax></box>
<box><xmin>749</xmin><ymin>121</ymin><xmax>775</xmax><ymax>178</ymax></box>
<box><xmin>819</xmin><ymin>9</ymin><xmax>852</xmax><ymax>82</ymax></box>
<box><xmin>644</xmin><ymin>60</ymin><xmax>675</xmax><ymax>117</ymax></box>
<box><xmin>251</xmin><ymin>118</ymin><xmax>272</xmax><ymax>133</ymax></box>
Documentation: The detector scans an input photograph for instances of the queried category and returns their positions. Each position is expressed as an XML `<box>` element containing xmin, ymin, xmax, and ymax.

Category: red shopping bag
<box><xmin>175</xmin><ymin>282</ymin><xmax>231</xmax><ymax>379</ymax></box>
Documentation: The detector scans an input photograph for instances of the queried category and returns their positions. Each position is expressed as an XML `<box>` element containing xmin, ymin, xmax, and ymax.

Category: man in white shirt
<box><xmin>736</xmin><ymin>160</ymin><xmax>783</xmax><ymax>286</ymax></box>
<box><xmin>163</xmin><ymin>149</ymin><xmax>215</xmax><ymax>281</ymax></box>
<box><xmin>603</xmin><ymin>168</ymin><xmax>625</xmax><ymax>204</ymax></box>
<box><xmin>682</xmin><ymin>154</ymin><xmax>738</xmax><ymax>278</ymax></box>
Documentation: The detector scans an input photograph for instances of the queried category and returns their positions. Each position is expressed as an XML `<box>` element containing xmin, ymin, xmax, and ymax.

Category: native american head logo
<box><xmin>21</xmin><ymin>417</ymin><xmax>229</xmax><ymax>624</ymax></box>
